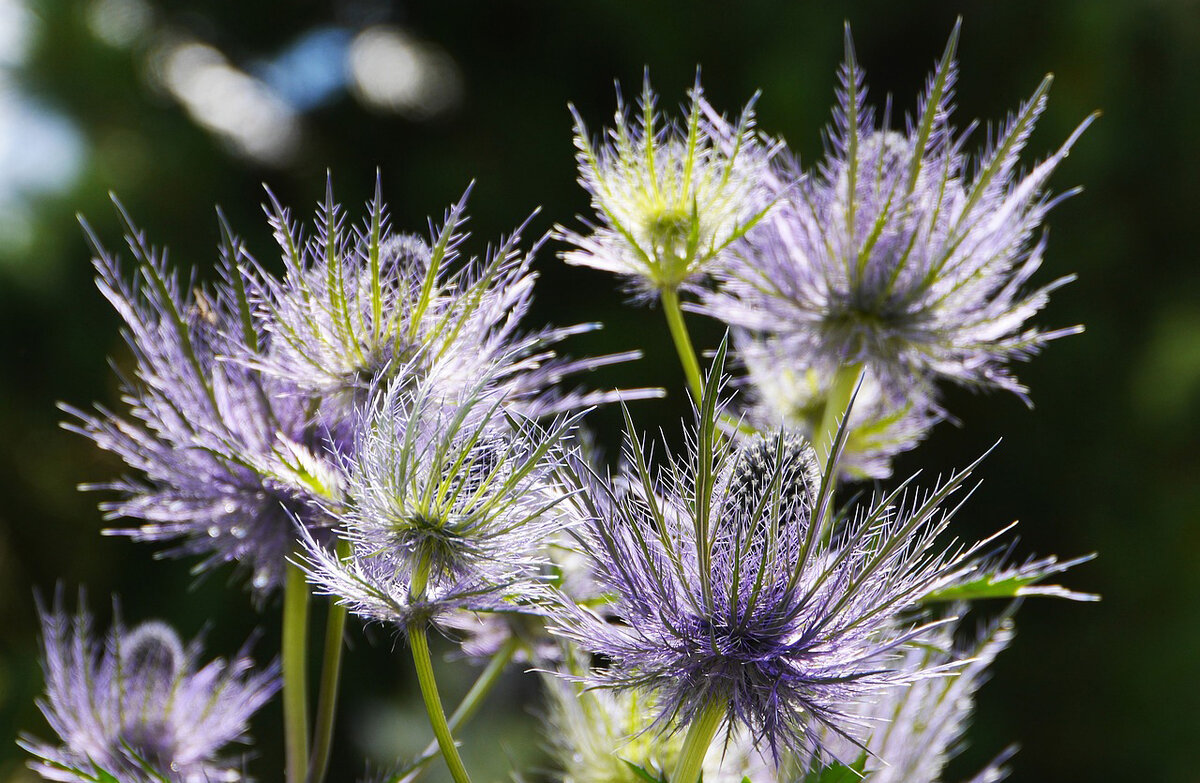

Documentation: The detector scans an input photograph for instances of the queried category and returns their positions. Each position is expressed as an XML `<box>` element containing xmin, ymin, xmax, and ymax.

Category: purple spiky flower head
<box><xmin>703</xmin><ymin>23</ymin><xmax>1094</xmax><ymax>403</ymax></box>
<box><xmin>20</xmin><ymin>591</ymin><xmax>279</xmax><ymax>783</ymax></box>
<box><xmin>65</xmin><ymin>206</ymin><xmax>337</xmax><ymax>596</ymax></box>
<box><xmin>552</xmin><ymin>345</ymin><xmax>1001</xmax><ymax>765</ymax></box>
<box><xmin>299</xmin><ymin>360</ymin><xmax>579</xmax><ymax>631</ymax></box>
<box><xmin>557</xmin><ymin>75</ymin><xmax>776</xmax><ymax>299</ymax></box>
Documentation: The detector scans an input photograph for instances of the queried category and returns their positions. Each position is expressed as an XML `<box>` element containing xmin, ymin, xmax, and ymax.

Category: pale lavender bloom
<box><xmin>558</xmin><ymin>75</ymin><xmax>776</xmax><ymax>298</ymax></box>
<box><xmin>827</xmin><ymin>611</ymin><xmax>1017</xmax><ymax>783</ymax></box>
<box><xmin>703</xmin><ymin>25</ymin><xmax>1093</xmax><ymax>403</ymax></box>
<box><xmin>735</xmin><ymin>333</ymin><xmax>937</xmax><ymax>480</ymax></box>
<box><xmin>299</xmin><ymin>364</ymin><xmax>578</xmax><ymax>630</ymax></box>
<box><xmin>65</xmin><ymin>207</ymin><xmax>336</xmax><ymax>595</ymax></box>
<box><xmin>20</xmin><ymin>592</ymin><xmax>279</xmax><ymax>783</ymax></box>
<box><xmin>552</xmin><ymin>359</ymin><xmax>1001</xmax><ymax>764</ymax></box>
<box><xmin>247</xmin><ymin>177</ymin><xmax>649</xmax><ymax>418</ymax></box>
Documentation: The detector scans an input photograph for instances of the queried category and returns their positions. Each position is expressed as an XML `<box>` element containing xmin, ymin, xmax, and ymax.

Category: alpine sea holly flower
<box><xmin>247</xmin><ymin>176</ymin><xmax>646</xmax><ymax>419</ymax></box>
<box><xmin>558</xmin><ymin>75</ymin><xmax>776</xmax><ymax>298</ymax></box>
<box><xmin>735</xmin><ymin>334</ymin><xmax>938</xmax><ymax>480</ymax></box>
<box><xmin>20</xmin><ymin>592</ymin><xmax>279</xmax><ymax>783</ymax></box>
<box><xmin>64</xmin><ymin>206</ymin><xmax>337</xmax><ymax>595</ymax></box>
<box><xmin>299</xmin><ymin>363</ymin><xmax>578</xmax><ymax>630</ymax></box>
<box><xmin>551</xmin><ymin>349</ymin><xmax>1002</xmax><ymax>768</ymax></box>
<box><xmin>702</xmin><ymin>24</ymin><xmax>1094</xmax><ymax>403</ymax></box>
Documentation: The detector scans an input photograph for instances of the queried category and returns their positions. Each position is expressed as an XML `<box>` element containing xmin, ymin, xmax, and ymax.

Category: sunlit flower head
<box><xmin>300</xmin><ymin>364</ymin><xmax>578</xmax><ymax>630</ymax></box>
<box><xmin>21</xmin><ymin>591</ymin><xmax>279</xmax><ymax>783</ymax></box>
<box><xmin>65</xmin><ymin>207</ymin><xmax>336</xmax><ymax>595</ymax></box>
<box><xmin>703</xmin><ymin>24</ymin><xmax>1093</xmax><ymax>403</ymax></box>
<box><xmin>559</xmin><ymin>75</ymin><xmax>776</xmax><ymax>297</ymax></box>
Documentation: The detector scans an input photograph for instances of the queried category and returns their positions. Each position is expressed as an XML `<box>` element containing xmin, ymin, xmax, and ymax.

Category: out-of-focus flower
<box><xmin>558</xmin><ymin>76</ymin><xmax>776</xmax><ymax>298</ymax></box>
<box><xmin>65</xmin><ymin>207</ymin><xmax>335</xmax><ymax>595</ymax></box>
<box><xmin>703</xmin><ymin>25</ymin><xmax>1093</xmax><ymax>403</ymax></box>
<box><xmin>735</xmin><ymin>334</ymin><xmax>937</xmax><ymax>480</ymax></box>
<box><xmin>20</xmin><ymin>591</ymin><xmax>279</xmax><ymax>783</ymax></box>
<box><xmin>542</xmin><ymin>648</ymin><xmax>767</xmax><ymax>783</ymax></box>
<box><xmin>299</xmin><ymin>365</ymin><xmax>578</xmax><ymax>630</ymax></box>
<box><xmin>814</xmin><ymin>611</ymin><xmax>1017</xmax><ymax>783</ymax></box>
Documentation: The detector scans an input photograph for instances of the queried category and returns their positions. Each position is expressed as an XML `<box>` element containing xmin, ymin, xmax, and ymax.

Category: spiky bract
<box><xmin>559</xmin><ymin>76</ymin><xmax>775</xmax><ymax>297</ymax></box>
<box><xmin>703</xmin><ymin>25</ymin><xmax>1092</xmax><ymax>403</ymax></box>
<box><xmin>21</xmin><ymin>592</ymin><xmax>279</xmax><ymax>783</ymax></box>
<box><xmin>66</xmin><ymin>208</ymin><xmax>335</xmax><ymax>594</ymax></box>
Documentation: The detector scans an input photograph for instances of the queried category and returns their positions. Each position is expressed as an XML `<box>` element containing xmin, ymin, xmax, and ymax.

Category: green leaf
<box><xmin>805</xmin><ymin>754</ymin><xmax>867</xmax><ymax>783</ymax></box>
<box><xmin>622</xmin><ymin>758</ymin><xmax>666</xmax><ymax>783</ymax></box>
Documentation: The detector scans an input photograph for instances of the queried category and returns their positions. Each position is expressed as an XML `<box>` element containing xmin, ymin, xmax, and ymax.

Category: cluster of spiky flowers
<box><xmin>28</xmin><ymin>21</ymin><xmax>1094</xmax><ymax>783</ymax></box>
<box><xmin>21</xmin><ymin>591</ymin><xmax>278</xmax><ymax>783</ymax></box>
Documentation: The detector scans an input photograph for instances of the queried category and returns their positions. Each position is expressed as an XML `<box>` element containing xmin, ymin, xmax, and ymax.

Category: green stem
<box><xmin>309</xmin><ymin>541</ymin><xmax>351</xmax><ymax>783</ymax></box>
<box><xmin>283</xmin><ymin>561</ymin><xmax>311</xmax><ymax>783</ymax></box>
<box><xmin>409</xmin><ymin>622</ymin><xmax>474</xmax><ymax>783</ymax></box>
<box><xmin>393</xmin><ymin>635</ymin><xmax>521</xmax><ymax>783</ymax></box>
<box><xmin>814</xmin><ymin>362</ymin><xmax>863</xmax><ymax>468</ymax></box>
<box><xmin>661</xmin><ymin>286</ymin><xmax>704</xmax><ymax>399</ymax></box>
<box><xmin>670</xmin><ymin>698</ymin><xmax>725</xmax><ymax>783</ymax></box>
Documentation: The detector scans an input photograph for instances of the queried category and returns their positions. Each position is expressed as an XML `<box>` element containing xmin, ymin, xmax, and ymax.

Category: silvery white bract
<box><xmin>704</xmin><ymin>24</ymin><xmax>1093</xmax><ymax>403</ymax></box>
<box><xmin>21</xmin><ymin>592</ymin><xmax>279</xmax><ymax>783</ymax></box>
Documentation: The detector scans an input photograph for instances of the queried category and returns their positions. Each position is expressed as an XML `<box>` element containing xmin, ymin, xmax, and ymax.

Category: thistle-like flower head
<box><xmin>552</xmin><ymin>346</ymin><xmax>995</xmax><ymax>764</ymax></box>
<box><xmin>65</xmin><ymin>206</ymin><xmax>336</xmax><ymax>595</ymax></box>
<box><xmin>703</xmin><ymin>24</ymin><xmax>1094</xmax><ymax>402</ymax></box>
<box><xmin>249</xmin><ymin>177</ymin><xmax>641</xmax><ymax>418</ymax></box>
<box><xmin>559</xmin><ymin>75</ymin><xmax>775</xmax><ymax>297</ymax></box>
<box><xmin>21</xmin><ymin>591</ymin><xmax>279</xmax><ymax>783</ymax></box>
<box><xmin>300</xmin><ymin>363</ymin><xmax>577</xmax><ymax>629</ymax></box>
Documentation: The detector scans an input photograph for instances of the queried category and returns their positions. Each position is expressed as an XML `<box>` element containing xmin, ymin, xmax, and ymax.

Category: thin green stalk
<box><xmin>409</xmin><ymin>623</ymin><xmax>474</xmax><ymax>783</ymax></box>
<box><xmin>283</xmin><ymin>561</ymin><xmax>311</xmax><ymax>783</ymax></box>
<box><xmin>309</xmin><ymin>540</ymin><xmax>352</xmax><ymax>783</ymax></box>
<box><xmin>814</xmin><ymin>362</ymin><xmax>863</xmax><ymax>467</ymax></box>
<box><xmin>394</xmin><ymin>635</ymin><xmax>521</xmax><ymax>783</ymax></box>
<box><xmin>661</xmin><ymin>286</ymin><xmax>703</xmax><ymax>399</ymax></box>
<box><xmin>670</xmin><ymin>698</ymin><xmax>725</xmax><ymax>783</ymax></box>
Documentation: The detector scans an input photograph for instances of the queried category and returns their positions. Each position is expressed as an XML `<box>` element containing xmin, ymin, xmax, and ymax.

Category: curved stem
<box><xmin>670</xmin><ymin>698</ymin><xmax>725</xmax><ymax>783</ymax></box>
<box><xmin>309</xmin><ymin>540</ymin><xmax>351</xmax><ymax>783</ymax></box>
<box><xmin>661</xmin><ymin>286</ymin><xmax>704</xmax><ymax>400</ymax></box>
<box><xmin>409</xmin><ymin>622</ymin><xmax>474</xmax><ymax>783</ymax></box>
<box><xmin>390</xmin><ymin>635</ymin><xmax>521</xmax><ymax>783</ymax></box>
<box><xmin>283</xmin><ymin>561</ymin><xmax>311</xmax><ymax>783</ymax></box>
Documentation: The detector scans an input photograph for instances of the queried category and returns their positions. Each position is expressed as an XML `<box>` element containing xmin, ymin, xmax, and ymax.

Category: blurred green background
<box><xmin>0</xmin><ymin>0</ymin><xmax>1195</xmax><ymax>781</ymax></box>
